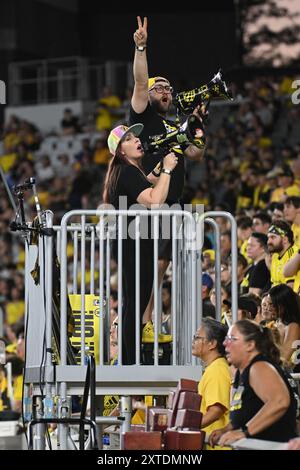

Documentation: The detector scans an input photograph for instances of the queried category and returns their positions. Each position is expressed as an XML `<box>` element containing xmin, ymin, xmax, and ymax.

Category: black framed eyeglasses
<box><xmin>149</xmin><ymin>85</ymin><xmax>173</xmax><ymax>94</ymax></box>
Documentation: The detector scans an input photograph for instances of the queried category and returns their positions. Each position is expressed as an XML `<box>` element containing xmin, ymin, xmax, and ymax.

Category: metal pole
<box><xmin>205</xmin><ymin>218</ymin><xmax>222</xmax><ymax>321</ymax></box>
<box><xmin>171</xmin><ymin>215</ymin><xmax>177</xmax><ymax>365</ymax></box>
<box><xmin>119</xmin><ymin>396</ymin><xmax>132</xmax><ymax>450</ymax></box>
<box><xmin>153</xmin><ymin>215</ymin><xmax>159</xmax><ymax>366</ymax></box>
<box><xmin>99</xmin><ymin>217</ymin><xmax>104</xmax><ymax>366</ymax></box>
<box><xmin>90</xmin><ymin>227</ymin><xmax>95</xmax><ymax>295</ymax></box>
<box><xmin>73</xmin><ymin>231</ymin><xmax>78</xmax><ymax>294</ymax></box>
<box><xmin>135</xmin><ymin>216</ymin><xmax>141</xmax><ymax>365</ymax></box>
<box><xmin>204</xmin><ymin>211</ymin><xmax>238</xmax><ymax>322</ymax></box>
<box><xmin>45</xmin><ymin>211</ymin><xmax>54</xmax><ymax>403</ymax></box>
<box><xmin>80</xmin><ymin>216</ymin><xmax>86</xmax><ymax>365</ymax></box>
<box><xmin>117</xmin><ymin>215</ymin><xmax>123</xmax><ymax>365</ymax></box>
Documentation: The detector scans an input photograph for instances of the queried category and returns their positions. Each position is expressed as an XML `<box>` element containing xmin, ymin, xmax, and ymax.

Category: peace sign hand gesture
<box><xmin>134</xmin><ymin>16</ymin><xmax>148</xmax><ymax>47</ymax></box>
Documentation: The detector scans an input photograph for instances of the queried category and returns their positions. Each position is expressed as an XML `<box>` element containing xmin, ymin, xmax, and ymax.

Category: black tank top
<box><xmin>230</xmin><ymin>353</ymin><xmax>298</xmax><ymax>442</ymax></box>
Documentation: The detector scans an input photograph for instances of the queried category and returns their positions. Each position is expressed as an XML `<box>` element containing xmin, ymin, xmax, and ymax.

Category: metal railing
<box><xmin>23</xmin><ymin>208</ymin><xmax>238</xmax><ymax>449</ymax></box>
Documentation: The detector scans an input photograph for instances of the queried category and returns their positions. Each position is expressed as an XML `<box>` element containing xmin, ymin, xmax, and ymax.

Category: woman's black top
<box><xmin>109</xmin><ymin>163</ymin><xmax>153</xmax><ymax>246</ymax></box>
<box><xmin>110</xmin><ymin>164</ymin><xmax>152</xmax><ymax>209</ymax></box>
<box><xmin>230</xmin><ymin>353</ymin><xmax>298</xmax><ymax>442</ymax></box>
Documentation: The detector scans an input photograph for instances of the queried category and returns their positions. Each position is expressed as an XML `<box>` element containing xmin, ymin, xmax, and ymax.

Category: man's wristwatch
<box><xmin>241</xmin><ymin>424</ymin><xmax>251</xmax><ymax>438</ymax></box>
<box><xmin>161</xmin><ymin>168</ymin><xmax>172</xmax><ymax>175</ymax></box>
<box><xmin>136</xmin><ymin>45</ymin><xmax>146</xmax><ymax>51</ymax></box>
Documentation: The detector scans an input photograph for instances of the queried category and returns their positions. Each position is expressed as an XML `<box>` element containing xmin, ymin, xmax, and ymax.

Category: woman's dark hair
<box><xmin>202</xmin><ymin>317</ymin><xmax>228</xmax><ymax>356</ymax></box>
<box><xmin>102</xmin><ymin>138</ymin><xmax>145</xmax><ymax>204</ymax></box>
<box><xmin>268</xmin><ymin>284</ymin><xmax>300</xmax><ymax>326</ymax></box>
<box><xmin>235</xmin><ymin>319</ymin><xmax>281</xmax><ymax>364</ymax></box>
<box><xmin>102</xmin><ymin>146</ymin><xmax>131</xmax><ymax>204</ymax></box>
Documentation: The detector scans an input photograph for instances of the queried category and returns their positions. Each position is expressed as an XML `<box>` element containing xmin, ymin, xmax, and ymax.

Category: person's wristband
<box><xmin>136</xmin><ymin>45</ymin><xmax>146</xmax><ymax>51</ymax></box>
<box><xmin>152</xmin><ymin>169</ymin><xmax>160</xmax><ymax>177</ymax></box>
<box><xmin>241</xmin><ymin>424</ymin><xmax>251</xmax><ymax>438</ymax></box>
<box><xmin>161</xmin><ymin>168</ymin><xmax>172</xmax><ymax>175</ymax></box>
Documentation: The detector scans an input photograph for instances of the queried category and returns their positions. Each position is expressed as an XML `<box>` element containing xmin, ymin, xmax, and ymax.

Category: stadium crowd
<box><xmin>1</xmin><ymin>71</ymin><xmax>300</xmax><ymax>448</ymax></box>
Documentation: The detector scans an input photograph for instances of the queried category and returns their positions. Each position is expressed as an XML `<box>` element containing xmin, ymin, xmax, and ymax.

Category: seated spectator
<box><xmin>93</xmin><ymin>138</ymin><xmax>110</xmax><ymax>167</ymax></box>
<box><xmin>269</xmin><ymin>202</ymin><xmax>284</xmax><ymax>222</ymax></box>
<box><xmin>260</xmin><ymin>292</ymin><xmax>278</xmax><ymax>325</ymax></box>
<box><xmin>271</xmin><ymin>165</ymin><xmax>300</xmax><ymax>203</ymax></box>
<box><xmin>60</xmin><ymin>108</ymin><xmax>79</xmax><ymax>135</ymax></box>
<box><xmin>252</xmin><ymin>212</ymin><xmax>271</xmax><ymax>234</ymax></box>
<box><xmin>55</xmin><ymin>154</ymin><xmax>73</xmax><ymax>179</ymax></box>
<box><xmin>241</xmin><ymin>232</ymin><xmax>270</xmax><ymax>295</ymax></box>
<box><xmin>35</xmin><ymin>155</ymin><xmax>55</xmax><ymax>183</ymax></box>
<box><xmin>220</xmin><ymin>230</ymin><xmax>231</xmax><ymax>263</ymax></box>
<box><xmin>95</xmin><ymin>87</ymin><xmax>121</xmax><ymax>131</ymax></box>
<box><xmin>223</xmin><ymin>295</ymin><xmax>257</xmax><ymax>321</ymax></box>
<box><xmin>202</xmin><ymin>273</ymin><xmax>215</xmax><ymax>318</ymax></box>
<box><xmin>237</xmin><ymin>216</ymin><xmax>253</xmax><ymax>265</ymax></box>
<box><xmin>75</xmin><ymin>138</ymin><xmax>92</xmax><ymax>164</ymax></box>
<box><xmin>283</xmin><ymin>196</ymin><xmax>300</xmax><ymax>248</ymax></box>
<box><xmin>202</xmin><ymin>249</ymin><xmax>215</xmax><ymax>272</ymax></box>
<box><xmin>227</xmin><ymin>254</ymin><xmax>248</xmax><ymax>294</ymax></box>
<box><xmin>268</xmin><ymin>284</ymin><xmax>300</xmax><ymax>372</ymax></box>
<box><xmin>192</xmin><ymin>318</ymin><xmax>230</xmax><ymax>450</ymax></box>
<box><xmin>267</xmin><ymin>220</ymin><xmax>297</xmax><ymax>290</ymax></box>
<box><xmin>161</xmin><ymin>281</ymin><xmax>171</xmax><ymax>335</ymax></box>
<box><xmin>209</xmin><ymin>320</ymin><xmax>298</xmax><ymax>447</ymax></box>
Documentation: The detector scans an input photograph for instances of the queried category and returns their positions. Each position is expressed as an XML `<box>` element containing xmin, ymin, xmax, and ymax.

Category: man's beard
<box><xmin>151</xmin><ymin>98</ymin><xmax>170</xmax><ymax>116</ymax></box>
<box><xmin>268</xmin><ymin>241</ymin><xmax>284</xmax><ymax>253</ymax></box>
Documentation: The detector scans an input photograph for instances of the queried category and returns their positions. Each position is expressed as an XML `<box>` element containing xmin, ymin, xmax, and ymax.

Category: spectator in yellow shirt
<box><xmin>192</xmin><ymin>318</ymin><xmax>231</xmax><ymax>449</ymax></box>
<box><xmin>271</xmin><ymin>165</ymin><xmax>300</xmax><ymax>203</ymax></box>
<box><xmin>267</xmin><ymin>221</ymin><xmax>297</xmax><ymax>290</ymax></box>
<box><xmin>283</xmin><ymin>196</ymin><xmax>300</xmax><ymax>248</ymax></box>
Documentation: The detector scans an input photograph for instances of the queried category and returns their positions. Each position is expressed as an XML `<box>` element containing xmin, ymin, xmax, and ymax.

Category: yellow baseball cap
<box><xmin>148</xmin><ymin>76</ymin><xmax>170</xmax><ymax>90</ymax></box>
<box><xmin>203</xmin><ymin>249</ymin><xmax>215</xmax><ymax>262</ymax></box>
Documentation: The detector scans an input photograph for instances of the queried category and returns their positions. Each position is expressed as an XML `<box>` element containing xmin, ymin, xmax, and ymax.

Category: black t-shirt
<box><xmin>110</xmin><ymin>164</ymin><xmax>151</xmax><ymax>208</ymax></box>
<box><xmin>129</xmin><ymin>103</ymin><xmax>185</xmax><ymax>203</ymax></box>
<box><xmin>109</xmin><ymin>164</ymin><xmax>152</xmax><ymax>242</ymax></box>
<box><xmin>230</xmin><ymin>353</ymin><xmax>297</xmax><ymax>442</ymax></box>
<box><xmin>247</xmin><ymin>259</ymin><xmax>271</xmax><ymax>291</ymax></box>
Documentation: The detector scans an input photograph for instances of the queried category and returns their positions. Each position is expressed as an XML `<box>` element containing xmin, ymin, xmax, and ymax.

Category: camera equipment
<box><xmin>174</xmin><ymin>69</ymin><xmax>233</xmax><ymax>115</ymax></box>
<box><xmin>144</xmin><ymin>114</ymin><xmax>205</xmax><ymax>153</ymax></box>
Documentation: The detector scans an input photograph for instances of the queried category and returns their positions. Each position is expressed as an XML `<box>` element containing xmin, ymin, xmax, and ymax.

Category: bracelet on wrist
<box><xmin>161</xmin><ymin>168</ymin><xmax>172</xmax><ymax>175</ymax></box>
<box><xmin>136</xmin><ymin>45</ymin><xmax>146</xmax><ymax>51</ymax></box>
<box><xmin>152</xmin><ymin>170</ymin><xmax>160</xmax><ymax>177</ymax></box>
<box><xmin>241</xmin><ymin>424</ymin><xmax>251</xmax><ymax>438</ymax></box>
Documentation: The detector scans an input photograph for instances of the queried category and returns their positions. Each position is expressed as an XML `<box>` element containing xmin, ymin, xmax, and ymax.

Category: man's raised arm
<box><xmin>132</xmin><ymin>16</ymin><xmax>149</xmax><ymax>114</ymax></box>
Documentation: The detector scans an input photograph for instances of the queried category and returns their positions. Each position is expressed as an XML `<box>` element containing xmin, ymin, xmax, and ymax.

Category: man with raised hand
<box><xmin>129</xmin><ymin>17</ymin><xmax>205</xmax><ymax>335</ymax></box>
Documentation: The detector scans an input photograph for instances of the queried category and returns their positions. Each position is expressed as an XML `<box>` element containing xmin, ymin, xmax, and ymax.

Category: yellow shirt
<box><xmin>271</xmin><ymin>184</ymin><xmax>300</xmax><ymax>202</ymax></box>
<box><xmin>292</xmin><ymin>223</ymin><xmax>300</xmax><ymax>249</ymax></box>
<box><xmin>270</xmin><ymin>245</ymin><xmax>297</xmax><ymax>289</ymax></box>
<box><xmin>13</xmin><ymin>375</ymin><xmax>23</xmax><ymax>402</ymax></box>
<box><xmin>198</xmin><ymin>357</ymin><xmax>231</xmax><ymax>447</ymax></box>
<box><xmin>5</xmin><ymin>301</ymin><xmax>25</xmax><ymax>325</ymax></box>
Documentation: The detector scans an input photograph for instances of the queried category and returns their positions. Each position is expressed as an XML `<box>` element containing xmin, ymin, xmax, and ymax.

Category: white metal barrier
<box><xmin>23</xmin><ymin>208</ymin><xmax>238</xmax><ymax>449</ymax></box>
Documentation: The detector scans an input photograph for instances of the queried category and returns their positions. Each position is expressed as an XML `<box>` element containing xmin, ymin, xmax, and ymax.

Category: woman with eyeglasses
<box><xmin>103</xmin><ymin>124</ymin><xmax>177</xmax><ymax>365</ymax></box>
<box><xmin>209</xmin><ymin>320</ymin><xmax>298</xmax><ymax>447</ymax></box>
<box><xmin>192</xmin><ymin>318</ymin><xmax>231</xmax><ymax>450</ymax></box>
